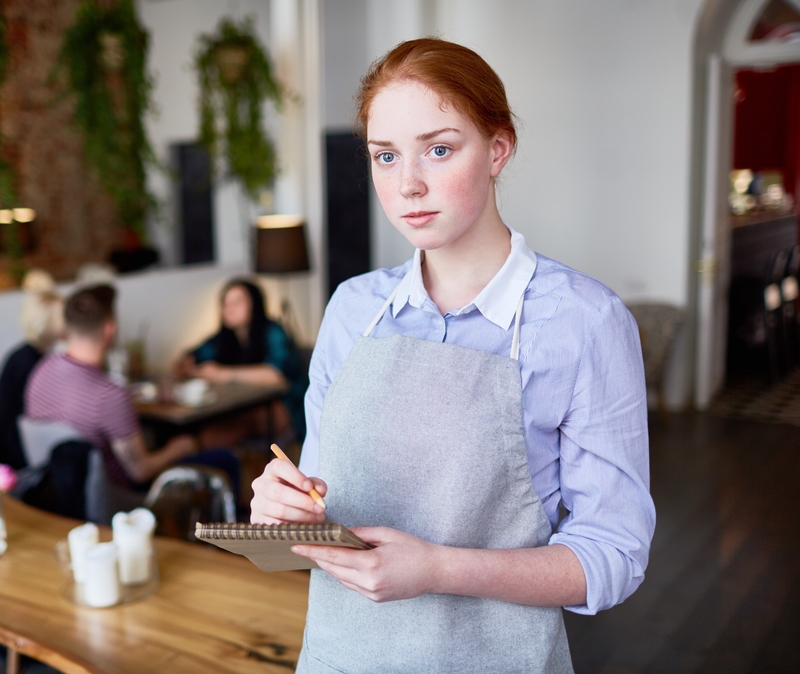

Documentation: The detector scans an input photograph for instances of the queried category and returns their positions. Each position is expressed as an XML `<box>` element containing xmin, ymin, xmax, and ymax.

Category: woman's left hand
<box><xmin>291</xmin><ymin>527</ymin><xmax>441</xmax><ymax>603</ymax></box>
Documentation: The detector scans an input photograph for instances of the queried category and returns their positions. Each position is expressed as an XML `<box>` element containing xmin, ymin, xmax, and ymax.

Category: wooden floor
<box><xmin>564</xmin><ymin>411</ymin><xmax>800</xmax><ymax>674</ymax></box>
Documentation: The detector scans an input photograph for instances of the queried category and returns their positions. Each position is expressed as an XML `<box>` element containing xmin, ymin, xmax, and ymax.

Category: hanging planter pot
<box><xmin>195</xmin><ymin>17</ymin><xmax>283</xmax><ymax>199</ymax></box>
<box><xmin>213</xmin><ymin>43</ymin><xmax>250</xmax><ymax>84</ymax></box>
<box><xmin>98</xmin><ymin>31</ymin><xmax>125</xmax><ymax>72</ymax></box>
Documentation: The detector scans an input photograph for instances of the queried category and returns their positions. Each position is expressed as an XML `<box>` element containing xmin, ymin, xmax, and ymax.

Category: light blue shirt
<box><xmin>300</xmin><ymin>225</ymin><xmax>655</xmax><ymax>615</ymax></box>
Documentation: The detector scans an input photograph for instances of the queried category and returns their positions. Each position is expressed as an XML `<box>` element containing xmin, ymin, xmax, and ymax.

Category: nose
<box><xmin>399</xmin><ymin>160</ymin><xmax>426</xmax><ymax>199</ymax></box>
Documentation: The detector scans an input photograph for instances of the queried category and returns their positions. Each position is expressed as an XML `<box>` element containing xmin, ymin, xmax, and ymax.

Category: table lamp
<box><xmin>254</xmin><ymin>214</ymin><xmax>310</xmax><ymax>275</ymax></box>
<box><xmin>254</xmin><ymin>215</ymin><xmax>311</xmax><ymax>342</ymax></box>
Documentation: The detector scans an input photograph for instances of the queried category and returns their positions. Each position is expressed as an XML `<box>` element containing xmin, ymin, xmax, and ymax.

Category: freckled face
<box><xmin>367</xmin><ymin>80</ymin><xmax>508</xmax><ymax>253</ymax></box>
<box><xmin>221</xmin><ymin>285</ymin><xmax>252</xmax><ymax>331</ymax></box>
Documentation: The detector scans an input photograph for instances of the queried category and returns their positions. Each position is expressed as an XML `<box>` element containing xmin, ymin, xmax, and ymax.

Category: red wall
<box><xmin>734</xmin><ymin>63</ymin><xmax>800</xmax><ymax>208</ymax></box>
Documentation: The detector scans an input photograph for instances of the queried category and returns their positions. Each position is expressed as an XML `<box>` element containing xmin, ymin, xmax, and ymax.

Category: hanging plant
<box><xmin>53</xmin><ymin>0</ymin><xmax>156</xmax><ymax>244</ymax></box>
<box><xmin>195</xmin><ymin>17</ymin><xmax>283</xmax><ymax>200</ymax></box>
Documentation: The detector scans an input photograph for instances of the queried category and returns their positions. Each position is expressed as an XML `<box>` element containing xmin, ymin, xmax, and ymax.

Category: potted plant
<box><xmin>54</xmin><ymin>0</ymin><xmax>158</xmax><ymax>266</ymax></box>
<box><xmin>195</xmin><ymin>17</ymin><xmax>283</xmax><ymax>199</ymax></box>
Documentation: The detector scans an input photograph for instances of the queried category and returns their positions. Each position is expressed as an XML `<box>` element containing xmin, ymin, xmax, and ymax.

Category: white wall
<box><xmin>436</xmin><ymin>0</ymin><xmax>704</xmax><ymax>306</ymax></box>
<box><xmin>134</xmin><ymin>0</ymin><xmax>322</xmax><ymax>347</ymax></box>
<box><xmin>0</xmin><ymin>264</ymin><xmax>249</xmax><ymax>373</ymax></box>
<box><xmin>136</xmin><ymin>0</ymin><xmax>273</xmax><ymax>269</ymax></box>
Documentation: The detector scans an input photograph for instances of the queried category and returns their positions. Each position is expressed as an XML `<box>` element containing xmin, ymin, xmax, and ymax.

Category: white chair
<box><xmin>17</xmin><ymin>416</ymin><xmax>83</xmax><ymax>469</ymax></box>
<box><xmin>626</xmin><ymin>303</ymin><xmax>686</xmax><ymax>417</ymax></box>
<box><xmin>16</xmin><ymin>416</ymin><xmax>143</xmax><ymax>524</ymax></box>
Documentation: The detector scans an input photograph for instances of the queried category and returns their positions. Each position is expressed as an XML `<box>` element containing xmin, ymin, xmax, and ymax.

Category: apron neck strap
<box><xmin>363</xmin><ymin>284</ymin><xmax>402</xmax><ymax>337</ymax></box>
<box><xmin>510</xmin><ymin>291</ymin><xmax>525</xmax><ymax>361</ymax></box>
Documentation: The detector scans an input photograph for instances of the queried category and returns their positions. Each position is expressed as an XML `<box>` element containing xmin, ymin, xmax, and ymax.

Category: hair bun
<box><xmin>22</xmin><ymin>268</ymin><xmax>56</xmax><ymax>293</ymax></box>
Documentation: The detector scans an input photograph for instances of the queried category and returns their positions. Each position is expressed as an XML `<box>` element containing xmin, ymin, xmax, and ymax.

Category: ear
<box><xmin>103</xmin><ymin>319</ymin><xmax>117</xmax><ymax>344</ymax></box>
<box><xmin>489</xmin><ymin>133</ymin><xmax>514</xmax><ymax>178</ymax></box>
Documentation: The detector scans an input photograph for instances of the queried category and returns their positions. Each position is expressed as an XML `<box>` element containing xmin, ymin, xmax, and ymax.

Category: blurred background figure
<box><xmin>0</xmin><ymin>270</ymin><xmax>64</xmax><ymax>469</ymax></box>
<box><xmin>174</xmin><ymin>278</ymin><xmax>308</xmax><ymax>449</ymax></box>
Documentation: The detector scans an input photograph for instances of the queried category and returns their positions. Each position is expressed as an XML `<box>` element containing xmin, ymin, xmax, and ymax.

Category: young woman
<box><xmin>251</xmin><ymin>38</ymin><xmax>655</xmax><ymax>672</ymax></box>
<box><xmin>175</xmin><ymin>278</ymin><xmax>307</xmax><ymax>444</ymax></box>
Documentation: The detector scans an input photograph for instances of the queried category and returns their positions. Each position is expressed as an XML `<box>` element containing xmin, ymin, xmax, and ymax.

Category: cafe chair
<box><xmin>626</xmin><ymin>303</ymin><xmax>686</xmax><ymax>418</ymax></box>
<box><xmin>780</xmin><ymin>244</ymin><xmax>800</xmax><ymax>370</ymax></box>
<box><xmin>15</xmin><ymin>416</ymin><xmax>144</xmax><ymax>524</ymax></box>
<box><xmin>144</xmin><ymin>465</ymin><xmax>237</xmax><ymax>541</ymax></box>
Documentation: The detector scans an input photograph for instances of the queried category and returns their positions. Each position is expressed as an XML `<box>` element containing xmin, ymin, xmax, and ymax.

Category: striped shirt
<box><xmin>25</xmin><ymin>354</ymin><xmax>139</xmax><ymax>486</ymax></box>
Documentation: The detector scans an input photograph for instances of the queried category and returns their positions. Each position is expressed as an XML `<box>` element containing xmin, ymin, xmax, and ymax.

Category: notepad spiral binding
<box><xmin>196</xmin><ymin>522</ymin><xmax>343</xmax><ymax>543</ymax></box>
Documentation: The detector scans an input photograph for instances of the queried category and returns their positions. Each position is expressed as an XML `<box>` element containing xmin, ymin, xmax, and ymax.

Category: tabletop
<box><xmin>0</xmin><ymin>497</ymin><xmax>309</xmax><ymax>674</ymax></box>
<box><xmin>135</xmin><ymin>381</ymin><xmax>288</xmax><ymax>427</ymax></box>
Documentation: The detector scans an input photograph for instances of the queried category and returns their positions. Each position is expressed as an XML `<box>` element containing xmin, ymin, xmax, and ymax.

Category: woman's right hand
<box><xmin>173</xmin><ymin>353</ymin><xmax>195</xmax><ymax>381</ymax></box>
<box><xmin>250</xmin><ymin>459</ymin><xmax>328</xmax><ymax>525</ymax></box>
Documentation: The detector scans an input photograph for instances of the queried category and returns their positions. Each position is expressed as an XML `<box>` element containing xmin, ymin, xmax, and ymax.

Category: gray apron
<box><xmin>297</xmin><ymin>287</ymin><xmax>573</xmax><ymax>673</ymax></box>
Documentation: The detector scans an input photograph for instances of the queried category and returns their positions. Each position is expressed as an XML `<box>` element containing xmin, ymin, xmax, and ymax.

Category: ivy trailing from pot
<box><xmin>195</xmin><ymin>16</ymin><xmax>283</xmax><ymax>200</ymax></box>
<box><xmin>53</xmin><ymin>0</ymin><xmax>157</xmax><ymax>246</ymax></box>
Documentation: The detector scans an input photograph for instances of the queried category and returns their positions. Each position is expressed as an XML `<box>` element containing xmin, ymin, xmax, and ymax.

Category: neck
<box><xmin>234</xmin><ymin>325</ymin><xmax>249</xmax><ymax>344</ymax></box>
<box><xmin>422</xmin><ymin>211</ymin><xmax>511</xmax><ymax>315</ymax></box>
<box><xmin>66</xmin><ymin>337</ymin><xmax>106</xmax><ymax>368</ymax></box>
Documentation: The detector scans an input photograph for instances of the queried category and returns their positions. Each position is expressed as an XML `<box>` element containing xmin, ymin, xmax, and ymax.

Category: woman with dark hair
<box><xmin>176</xmin><ymin>278</ymin><xmax>307</xmax><ymax>444</ymax></box>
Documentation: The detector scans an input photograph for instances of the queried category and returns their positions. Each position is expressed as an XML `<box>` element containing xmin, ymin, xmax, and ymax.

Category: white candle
<box><xmin>112</xmin><ymin>508</ymin><xmax>156</xmax><ymax>585</ymax></box>
<box><xmin>83</xmin><ymin>542</ymin><xmax>120</xmax><ymax>608</ymax></box>
<box><xmin>67</xmin><ymin>522</ymin><xmax>99</xmax><ymax>584</ymax></box>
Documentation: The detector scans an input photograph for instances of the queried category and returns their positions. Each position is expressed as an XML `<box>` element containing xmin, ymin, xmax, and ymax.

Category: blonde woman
<box><xmin>0</xmin><ymin>273</ymin><xmax>64</xmax><ymax>468</ymax></box>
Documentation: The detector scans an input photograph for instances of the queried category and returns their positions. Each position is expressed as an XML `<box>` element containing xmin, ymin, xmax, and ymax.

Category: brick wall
<box><xmin>0</xmin><ymin>0</ymin><xmax>123</xmax><ymax>285</ymax></box>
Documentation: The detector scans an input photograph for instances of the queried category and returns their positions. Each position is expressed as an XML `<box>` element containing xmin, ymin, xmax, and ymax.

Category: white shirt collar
<box><xmin>391</xmin><ymin>224</ymin><xmax>537</xmax><ymax>330</ymax></box>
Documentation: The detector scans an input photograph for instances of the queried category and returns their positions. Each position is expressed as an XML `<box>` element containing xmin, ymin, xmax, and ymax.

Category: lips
<box><xmin>402</xmin><ymin>211</ymin><xmax>438</xmax><ymax>227</ymax></box>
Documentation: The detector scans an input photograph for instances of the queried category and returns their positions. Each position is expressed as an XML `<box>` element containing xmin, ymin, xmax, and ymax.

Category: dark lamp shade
<box><xmin>255</xmin><ymin>215</ymin><xmax>311</xmax><ymax>274</ymax></box>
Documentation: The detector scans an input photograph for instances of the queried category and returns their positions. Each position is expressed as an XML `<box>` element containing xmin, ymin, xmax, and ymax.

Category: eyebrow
<box><xmin>367</xmin><ymin>127</ymin><xmax>462</xmax><ymax>147</ymax></box>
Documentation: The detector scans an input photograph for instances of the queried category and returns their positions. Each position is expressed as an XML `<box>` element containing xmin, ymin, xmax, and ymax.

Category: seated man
<box><xmin>25</xmin><ymin>284</ymin><xmax>198</xmax><ymax>487</ymax></box>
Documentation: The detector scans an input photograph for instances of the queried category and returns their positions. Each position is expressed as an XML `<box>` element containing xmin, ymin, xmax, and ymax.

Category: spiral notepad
<box><xmin>195</xmin><ymin>522</ymin><xmax>373</xmax><ymax>572</ymax></box>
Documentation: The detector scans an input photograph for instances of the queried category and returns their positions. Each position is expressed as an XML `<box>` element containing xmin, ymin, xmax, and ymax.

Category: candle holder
<box><xmin>54</xmin><ymin>538</ymin><xmax>159</xmax><ymax>608</ymax></box>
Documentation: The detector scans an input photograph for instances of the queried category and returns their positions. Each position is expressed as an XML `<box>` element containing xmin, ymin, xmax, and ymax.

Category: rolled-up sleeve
<box><xmin>548</xmin><ymin>296</ymin><xmax>655</xmax><ymax>614</ymax></box>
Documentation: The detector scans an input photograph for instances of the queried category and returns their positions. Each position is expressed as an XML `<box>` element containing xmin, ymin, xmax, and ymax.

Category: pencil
<box><xmin>270</xmin><ymin>443</ymin><xmax>326</xmax><ymax>510</ymax></box>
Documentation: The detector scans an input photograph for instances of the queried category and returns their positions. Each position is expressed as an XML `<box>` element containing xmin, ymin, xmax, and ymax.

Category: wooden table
<box><xmin>0</xmin><ymin>497</ymin><xmax>309</xmax><ymax>674</ymax></box>
<box><xmin>135</xmin><ymin>382</ymin><xmax>288</xmax><ymax>428</ymax></box>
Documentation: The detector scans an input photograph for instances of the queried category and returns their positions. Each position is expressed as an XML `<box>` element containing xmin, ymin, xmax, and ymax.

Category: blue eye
<box><xmin>431</xmin><ymin>146</ymin><xmax>450</xmax><ymax>158</ymax></box>
<box><xmin>378</xmin><ymin>152</ymin><xmax>395</xmax><ymax>164</ymax></box>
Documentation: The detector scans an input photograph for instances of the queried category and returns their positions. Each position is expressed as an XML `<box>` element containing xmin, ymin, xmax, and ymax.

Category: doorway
<box><xmin>693</xmin><ymin>0</ymin><xmax>800</xmax><ymax>408</ymax></box>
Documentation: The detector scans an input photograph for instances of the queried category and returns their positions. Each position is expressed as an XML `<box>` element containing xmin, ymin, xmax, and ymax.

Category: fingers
<box><xmin>292</xmin><ymin>545</ymin><xmax>387</xmax><ymax>603</ymax></box>
<box><xmin>250</xmin><ymin>459</ymin><xmax>328</xmax><ymax>524</ymax></box>
<box><xmin>308</xmin><ymin>477</ymin><xmax>327</xmax><ymax>497</ymax></box>
<box><xmin>292</xmin><ymin>528</ymin><xmax>438</xmax><ymax>603</ymax></box>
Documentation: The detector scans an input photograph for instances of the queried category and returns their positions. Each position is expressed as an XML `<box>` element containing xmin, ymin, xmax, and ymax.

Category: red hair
<box><xmin>355</xmin><ymin>38</ymin><xmax>517</xmax><ymax>152</ymax></box>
